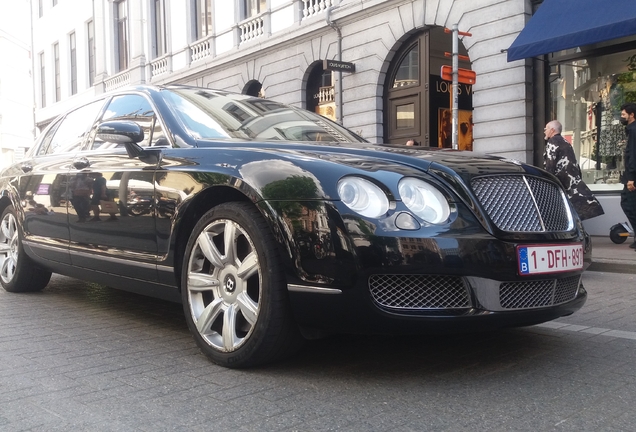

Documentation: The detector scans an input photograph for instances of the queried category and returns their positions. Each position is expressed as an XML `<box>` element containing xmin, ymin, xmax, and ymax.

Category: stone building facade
<box><xmin>31</xmin><ymin>0</ymin><xmax>534</xmax><ymax>161</ymax></box>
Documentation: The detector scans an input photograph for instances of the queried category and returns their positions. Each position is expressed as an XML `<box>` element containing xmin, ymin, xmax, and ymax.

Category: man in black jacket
<box><xmin>544</xmin><ymin>120</ymin><xmax>603</xmax><ymax>221</ymax></box>
<box><xmin>620</xmin><ymin>102</ymin><xmax>636</xmax><ymax>249</ymax></box>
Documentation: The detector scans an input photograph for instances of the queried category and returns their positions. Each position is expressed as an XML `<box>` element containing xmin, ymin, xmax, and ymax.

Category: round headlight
<box><xmin>398</xmin><ymin>178</ymin><xmax>450</xmax><ymax>224</ymax></box>
<box><xmin>337</xmin><ymin>177</ymin><xmax>389</xmax><ymax>218</ymax></box>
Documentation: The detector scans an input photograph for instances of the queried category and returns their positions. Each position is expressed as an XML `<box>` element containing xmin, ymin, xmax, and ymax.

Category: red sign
<box><xmin>440</xmin><ymin>66</ymin><xmax>476</xmax><ymax>85</ymax></box>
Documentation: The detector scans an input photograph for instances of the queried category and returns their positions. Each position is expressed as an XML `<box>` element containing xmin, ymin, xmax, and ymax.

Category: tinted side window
<box><xmin>40</xmin><ymin>99</ymin><xmax>105</xmax><ymax>155</ymax></box>
<box><xmin>94</xmin><ymin>94</ymin><xmax>161</xmax><ymax>149</ymax></box>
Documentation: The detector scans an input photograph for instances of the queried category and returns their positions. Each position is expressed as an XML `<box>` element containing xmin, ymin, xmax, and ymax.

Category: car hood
<box><xmin>194</xmin><ymin>139</ymin><xmax>538</xmax><ymax>181</ymax></box>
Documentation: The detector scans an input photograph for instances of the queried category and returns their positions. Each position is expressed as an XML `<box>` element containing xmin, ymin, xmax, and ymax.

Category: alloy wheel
<box><xmin>186</xmin><ymin>218</ymin><xmax>261</xmax><ymax>352</ymax></box>
<box><xmin>0</xmin><ymin>212</ymin><xmax>18</xmax><ymax>284</ymax></box>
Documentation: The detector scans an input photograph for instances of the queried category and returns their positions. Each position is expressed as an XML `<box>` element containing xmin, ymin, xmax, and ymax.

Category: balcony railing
<box><xmin>179</xmin><ymin>1</ymin><xmax>339</xmax><ymax>65</ymax></box>
<box><xmin>239</xmin><ymin>16</ymin><xmax>265</xmax><ymax>44</ymax></box>
<box><xmin>104</xmin><ymin>70</ymin><xmax>130</xmax><ymax>92</ymax></box>
<box><xmin>302</xmin><ymin>0</ymin><xmax>334</xmax><ymax>19</ymax></box>
<box><xmin>150</xmin><ymin>55</ymin><xmax>170</xmax><ymax>78</ymax></box>
<box><xmin>317</xmin><ymin>86</ymin><xmax>335</xmax><ymax>104</ymax></box>
<box><xmin>190</xmin><ymin>36</ymin><xmax>213</xmax><ymax>63</ymax></box>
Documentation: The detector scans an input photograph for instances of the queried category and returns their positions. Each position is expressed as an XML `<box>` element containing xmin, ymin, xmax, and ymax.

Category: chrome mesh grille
<box><xmin>554</xmin><ymin>276</ymin><xmax>581</xmax><ymax>304</ymax></box>
<box><xmin>525</xmin><ymin>177</ymin><xmax>571</xmax><ymax>231</ymax></box>
<box><xmin>499</xmin><ymin>276</ymin><xmax>581</xmax><ymax>309</ymax></box>
<box><xmin>369</xmin><ymin>274</ymin><xmax>471</xmax><ymax>310</ymax></box>
<box><xmin>471</xmin><ymin>176</ymin><xmax>571</xmax><ymax>232</ymax></box>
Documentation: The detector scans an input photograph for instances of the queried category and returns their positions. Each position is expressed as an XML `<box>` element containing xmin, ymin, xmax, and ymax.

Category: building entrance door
<box><xmin>385</xmin><ymin>33</ymin><xmax>429</xmax><ymax>146</ymax></box>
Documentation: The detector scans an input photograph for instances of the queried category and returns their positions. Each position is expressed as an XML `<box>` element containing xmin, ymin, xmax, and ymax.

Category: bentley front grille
<box><xmin>369</xmin><ymin>274</ymin><xmax>471</xmax><ymax>310</ymax></box>
<box><xmin>471</xmin><ymin>175</ymin><xmax>571</xmax><ymax>232</ymax></box>
<box><xmin>499</xmin><ymin>275</ymin><xmax>581</xmax><ymax>309</ymax></box>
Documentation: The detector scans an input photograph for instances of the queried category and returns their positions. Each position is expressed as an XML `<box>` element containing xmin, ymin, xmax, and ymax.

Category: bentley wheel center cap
<box><xmin>224</xmin><ymin>274</ymin><xmax>237</xmax><ymax>293</ymax></box>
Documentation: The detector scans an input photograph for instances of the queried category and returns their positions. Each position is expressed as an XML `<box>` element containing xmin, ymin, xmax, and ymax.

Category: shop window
<box><xmin>549</xmin><ymin>48</ymin><xmax>636</xmax><ymax>192</ymax></box>
<box><xmin>306</xmin><ymin>63</ymin><xmax>335</xmax><ymax>121</ymax></box>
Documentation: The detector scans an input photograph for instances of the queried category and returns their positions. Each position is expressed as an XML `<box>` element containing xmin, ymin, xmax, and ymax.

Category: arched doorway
<box><xmin>306</xmin><ymin>62</ymin><xmax>336</xmax><ymax>121</ymax></box>
<box><xmin>384</xmin><ymin>27</ymin><xmax>473</xmax><ymax>149</ymax></box>
<box><xmin>243</xmin><ymin>80</ymin><xmax>263</xmax><ymax>97</ymax></box>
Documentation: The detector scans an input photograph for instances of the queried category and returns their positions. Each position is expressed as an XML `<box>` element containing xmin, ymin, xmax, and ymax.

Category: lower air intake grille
<box><xmin>369</xmin><ymin>274</ymin><xmax>471</xmax><ymax>310</ymax></box>
<box><xmin>499</xmin><ymin>276</ymin><xmax>581</xmax><ymax>309</ymax></box>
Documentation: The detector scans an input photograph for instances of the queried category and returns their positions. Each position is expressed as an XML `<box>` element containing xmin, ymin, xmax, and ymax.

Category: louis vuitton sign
<box><xmin>323</xmin><ymin>59</ymin><xmax>356</xmax><ymax>73</ymax></box>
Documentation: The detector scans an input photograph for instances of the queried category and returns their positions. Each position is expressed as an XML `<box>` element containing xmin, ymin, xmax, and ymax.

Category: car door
<box><xmin>68</xmin><ymin>93</ymin><xmax>164</xmax><ymax>281</ymax></box>
<box><xmin>17</xmin><ymin>99</ymin><xmax>106</xmax><ymax>265</ymax></box>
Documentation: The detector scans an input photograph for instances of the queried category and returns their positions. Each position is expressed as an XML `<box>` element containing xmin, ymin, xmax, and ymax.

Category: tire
<box><xmin>610</xmin><ymin>224</ymin><xmax>629</xmax><ymax>244</ymax></box>
<box><xmin>0</xmin><ymin>206</ymin><xmax>52</xmax><ymax>292</ymax></box>
<box><xmin>181</xmin><ymin>202</ymin><xmax>302</xmax><ymax>368</ymax></box>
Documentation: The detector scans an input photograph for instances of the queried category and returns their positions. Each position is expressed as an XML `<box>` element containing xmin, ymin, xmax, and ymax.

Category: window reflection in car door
<box><xmin>68</xmin><ymin>93</ymin><xmax>165</xmax><ymax>281</ymax></box>
<box><xmin>18</xmin><ymin>99</ymin><xmax>105</xmax><ymax>265</ymax></box>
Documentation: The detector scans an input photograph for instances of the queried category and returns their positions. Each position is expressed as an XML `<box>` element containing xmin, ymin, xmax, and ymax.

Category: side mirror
<box><xmin>96</xmin><ymin>120</ymin><xmax>145</xmax><ymax>144</ymax></box>
<box><xmin>95</xmin><ymin>120</ymin><xmax>163</xmax><ymax>164</ymax></box>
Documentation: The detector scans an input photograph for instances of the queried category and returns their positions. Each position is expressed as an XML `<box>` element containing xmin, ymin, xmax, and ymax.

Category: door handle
<box><xmin>72</xmin><ymin>157</ymin><xmax>90</xmax><ymax>170</ymax></box>
<box><xmin>20</xmin><ymin>163</ymin><xmax>32</xmax><ymax>173</ymax></box>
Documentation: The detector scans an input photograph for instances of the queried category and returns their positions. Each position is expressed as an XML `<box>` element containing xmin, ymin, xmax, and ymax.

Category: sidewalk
<box><xmin>588</xmin><ymin>235</ymin><xmax>636</xmax><ymax>274</ymax></box>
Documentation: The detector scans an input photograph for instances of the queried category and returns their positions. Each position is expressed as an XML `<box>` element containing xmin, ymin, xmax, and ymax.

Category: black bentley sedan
<box><xmin>0</xmin><ymin>85</ymin><xmax>588</xmax><ymax>367</ymax></box>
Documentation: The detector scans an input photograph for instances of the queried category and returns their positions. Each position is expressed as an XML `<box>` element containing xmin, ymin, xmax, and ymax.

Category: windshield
<box><xmin>162</xmin><ymin>87</ymin><xmax>366</xmax><ymax>143</ymax></box>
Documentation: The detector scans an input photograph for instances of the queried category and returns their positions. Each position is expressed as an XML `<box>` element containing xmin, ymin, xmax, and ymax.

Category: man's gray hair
<box><xmin>547</xmin><ymin>120</ymin><xmax>563</xmax><ymax>134</ymax></box>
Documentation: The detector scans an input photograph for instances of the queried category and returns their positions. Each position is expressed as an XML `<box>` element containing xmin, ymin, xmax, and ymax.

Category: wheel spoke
<box><xmin>1</xmin><ymin>256</ymin><xmax>14</xmax><ymax>280</ymax></box>
<box><xmin>236</xmin><ymin>251</ymin><xmax>258</xmax><ymax>280</ymax></box>
<box><xmin>222</xmin><ymin>303</ymin><xmax>239</xmax><ymax>350</ymax></box>
<box><xmin>223</xmin><ymin>221</ymin><xmax>237</xmax><ymax>265</ymax></box>
<box><xmin>0</xmin><ymin>243</ymin><xmax>11</xmax><ymax>254</ymax></box>
<box><xmin>236</xmin><ymin>291</ymin><xmax>258</xmax><ymax>326</ymax></box>
<box><xmin>197</xmin><ymin>232</ymin><xmax>224</xmax><ymax>268</ymax></box>
<box><xmin>187</xmin><ymin>272</ymin><xmax>220</xmax><ymax>292</ymax></box>
<box><xmin>196</xmin><ymin>297</ymin><xmax>224</xmax><ymax>334</ymax></box>
<box><xmin>1</xmin><ymin>216</ymin><xmax>13</xmax><ymax>241</ymax></box>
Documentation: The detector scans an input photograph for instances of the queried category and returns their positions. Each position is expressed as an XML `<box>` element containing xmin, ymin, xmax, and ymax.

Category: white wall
<box><xmin>0</xmin><ymin>0</ymin><xmax>34</xmax><ymax>166</ymax></box>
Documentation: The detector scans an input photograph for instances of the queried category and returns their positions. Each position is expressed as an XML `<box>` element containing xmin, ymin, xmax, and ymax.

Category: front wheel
<box><xmin>181</xmin><ymin>202</ymin><xmax>302</xmax><ymax>368</ymax></box>
<box><xmin>610</xmin><ymin>224</ymin><xmax>629</xmax><ymax>244</ymax></box>
<box><xmin>0</xmin><ymin>206</ymin><xmax>51</xmax><ymax>292</ymax></box>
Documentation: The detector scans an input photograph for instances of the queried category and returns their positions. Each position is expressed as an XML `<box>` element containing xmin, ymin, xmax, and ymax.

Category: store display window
<box><xmin>550</xmin><ymin>47</ymin><xmax>636</xmax><ymax>192</ymax></box>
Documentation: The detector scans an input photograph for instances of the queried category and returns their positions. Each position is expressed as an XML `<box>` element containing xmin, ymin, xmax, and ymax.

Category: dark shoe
<box><xmin>630</xmin><ymin>242</ymin><xmax>636</xmax><ymax>249</ymax></box>
<box><xmin>89</xmin><ymin>217</ymin><xmax>101</xmax><ymax>222</ymax></box>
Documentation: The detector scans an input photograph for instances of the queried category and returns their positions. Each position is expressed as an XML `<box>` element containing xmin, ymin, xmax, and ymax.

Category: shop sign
<box><xmin>323</xmin><ymin>60</ymin><xmax>356</xmax><ymax>73</ymax></box>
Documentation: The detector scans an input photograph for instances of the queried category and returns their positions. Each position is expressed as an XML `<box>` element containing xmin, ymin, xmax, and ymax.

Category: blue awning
<box><xmin>507</xmin><ymin>0</ymin><xmax>636</xmax><ymax>62</ymax></box>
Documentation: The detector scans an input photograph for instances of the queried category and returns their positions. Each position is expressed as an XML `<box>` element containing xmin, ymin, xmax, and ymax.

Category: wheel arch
<box><xmin>172</xmin><ymin>185</ymin><xmax>291</xmax><ymax>291</ymax></box>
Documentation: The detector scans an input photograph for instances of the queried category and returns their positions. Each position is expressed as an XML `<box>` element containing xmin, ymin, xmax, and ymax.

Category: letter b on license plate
<box><xmin>517</xmin><ymin>244</ymin><xmax>584</xmax><ymax>275</ymax></box>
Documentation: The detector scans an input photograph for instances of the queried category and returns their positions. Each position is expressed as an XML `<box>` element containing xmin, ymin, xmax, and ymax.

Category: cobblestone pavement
<box><xmin>1</xmin><ymin>270</ymin><xmax>635</xmax><ymax>431</ymax></box>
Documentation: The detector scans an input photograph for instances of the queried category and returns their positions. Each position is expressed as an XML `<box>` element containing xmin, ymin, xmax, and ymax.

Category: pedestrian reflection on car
<box><xmin>70</xmin><ymin>173</ymin><xmax>92</xmax><ymax>222</ymax></box>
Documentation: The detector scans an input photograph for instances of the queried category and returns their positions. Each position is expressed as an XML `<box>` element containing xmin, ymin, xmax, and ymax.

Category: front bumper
<box><xmin>287</xmin><ymin>272</ymin><xmax>587</xmax><ymax>334</ymax></box>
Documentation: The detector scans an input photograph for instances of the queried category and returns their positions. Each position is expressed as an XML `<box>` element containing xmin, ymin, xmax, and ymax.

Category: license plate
<box><xmin>517</xmin><ymin>243</ymin><xmax>584</xmax><ymax>275</ymax></box>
